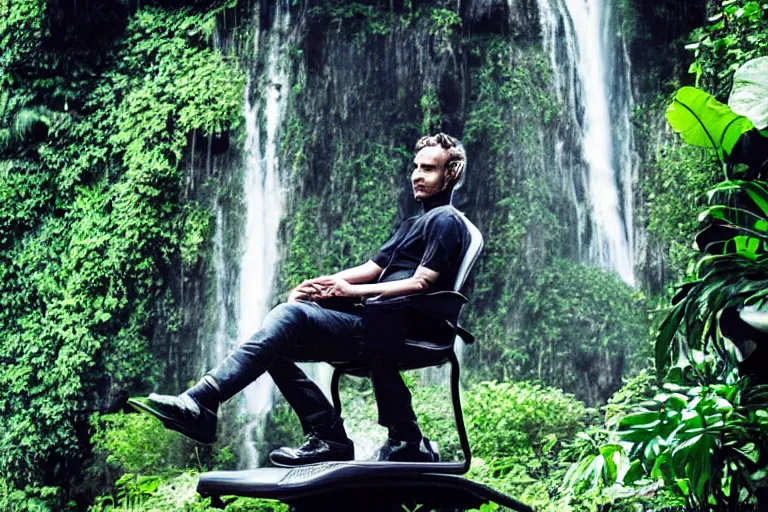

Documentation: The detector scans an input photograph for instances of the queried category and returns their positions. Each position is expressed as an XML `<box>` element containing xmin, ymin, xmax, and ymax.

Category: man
<box><xmin>130</xmin><ymin>133</ymin><xmax>471</xmax><ymax>466</ymax></box>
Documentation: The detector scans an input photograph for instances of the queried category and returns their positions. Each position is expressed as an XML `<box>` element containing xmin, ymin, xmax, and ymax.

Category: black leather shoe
<box><xmin>269</xmin><ymin>434</ymin><xmax>354</xmax><ymax>467</ymax></box>
<box><xmin>127</xmin><ymin>393</ymin><xmax>217</xmax><ymax>445</ymax></box>
<box><xmin>375</xmin><ymin>436</ymin><xmax>439</xmax><ymax>462</ymax></box>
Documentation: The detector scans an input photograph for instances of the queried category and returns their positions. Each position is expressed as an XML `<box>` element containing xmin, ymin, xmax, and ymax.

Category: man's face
<box><xmin>411</xmin><ymin>146</ymin><xmax>452</xmax><ymax>201</ymax></box>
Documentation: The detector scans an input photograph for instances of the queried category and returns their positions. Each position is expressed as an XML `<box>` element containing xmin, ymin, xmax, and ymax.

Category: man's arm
<box><xmin>330</xmin><ymin>260</ymin><xmax>384</xmax><ymax>284</ymax></box>
<box><xmin>287</xmin><ymin>260</ymin><xmax>384</xmax><ymax>302</ymax></box>
<box><xmin>314</xmin><ymin>265</ymin><xmax>440</xmax><ymax>300</ymax></box>
<box><xmin>325</xmin><ymin>212</ymin><xmax>463</xmax><ymax>300</ymax></box>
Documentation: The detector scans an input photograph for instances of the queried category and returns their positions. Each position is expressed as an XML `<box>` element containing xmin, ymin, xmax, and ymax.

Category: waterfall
<box><xmin>235</xmin><ymin>3</ymin><xmax>292</xmax><ymax>468</ymax></box>
<box><xmin>207</xmin><ymin>2</ymin><xmax>334</xmax><ymax>468</ymax></box>
<box><xmin>536</xmin><ymin>0</ymin><xmax>636</xmax><ymax>285</ymax></box>
<box><xmin>210</xmin><ymin>206</ymin><xmax>232</xmax><ymax>370</ymax></box>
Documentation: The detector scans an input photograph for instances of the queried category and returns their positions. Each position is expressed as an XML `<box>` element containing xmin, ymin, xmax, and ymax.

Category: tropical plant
<box><xmin>664</xmin><ymin>86</ymin><xmax>755</xmax><ymax>170</ymax></box>
<box><xmin>687</xmin><ymin>0</ymin><xmax>768</xmax><ymax>97</ymax></box>
<box><xmin>564</xmin><ymin>369</ymin><xmax>768</xmax><ymax>510</ymax></box>
<box><xmin>611</xmin><ymin>56</ymin><xmax>768</xmax><ymax>510</ymax></box>
<box><xmin>656</xmin><ymin>57</ymin><xmax>768</xmax><ymax>376</ymax></box>
<box><xmin>564</xmin><ymin>56</ymin><xmax>768</xmax><ymax>512</ymax></box>
<box><xmin>90</xmin><ymin>413</ymin><xmax>179</xmax><ymax>475</ymax></box>
<box><xmin>618</xmin><ymin>370</ymin><xmax>768</xmax><ymax>510</ymax></box>
<box><xmin>560</xmin><ymin>432</ymin><xmax>638</xmax><ymax>496</ymax></box>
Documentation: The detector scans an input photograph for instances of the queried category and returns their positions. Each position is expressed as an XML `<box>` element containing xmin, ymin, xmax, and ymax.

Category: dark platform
<box><xmin>197</xmin><ymin>461</ymin><xmax>532</xmax><ymax>512</ymax></box>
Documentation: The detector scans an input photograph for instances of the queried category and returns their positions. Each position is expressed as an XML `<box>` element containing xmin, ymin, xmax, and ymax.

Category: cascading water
<box><xmin>209</xmin><ymin>206</ymin><xmax>231</xmax><ymax>370</ymax></box>
<box><xmin>235</xmin><ymin>3</ymin><xmax>292</xmax><ymax>468</ymax></box>
<box><xmin>207</xmin><ymin>2</ymin><xmax>334</xmax><ymax>468</ymax></box>
<box><xmin>535</xmin><ymin>0</ymin><xmax>637</xmax><ymax>285</ymax></box>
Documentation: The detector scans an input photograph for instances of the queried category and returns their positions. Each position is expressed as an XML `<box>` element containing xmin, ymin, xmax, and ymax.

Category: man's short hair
<box><xmin>414</xmin><ymin>133</ymin><xmax>466</xmax><ymax>187</ymax></box>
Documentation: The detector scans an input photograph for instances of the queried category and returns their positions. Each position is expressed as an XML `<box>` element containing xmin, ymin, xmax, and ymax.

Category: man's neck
<box><xmin>422</xmin><ymin>188</ymin><xmax>452</xmax><ymax>212</ymax></box>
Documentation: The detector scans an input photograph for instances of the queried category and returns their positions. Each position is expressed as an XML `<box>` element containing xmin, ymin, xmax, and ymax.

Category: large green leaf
<box><xmin>619</xmin><ymin>411</ymin><xmax>661</xmax><ymax>428</ymax></box>
<box><xmin>723</xmin><ymin>235</ymin><xmax>762</xmax><ymax>260</ymax></box>
<box><xmin>655</xmin><ymin>392</ymin><xmax>689</xmax><ymax>412</ymax></box>
<box><xmin>656</xmin><ymin>304</ymin><xmax>685</xmax><ymax>374</ymax></box>
<box><xmin>698</xmin><ymin>205</ymin><xmax>768</xmax><ymax>233</ymax></box>
<box><xmin>729</xmin><ymin>57</ymin><xmax>768</xmax><ymax>130</ymax></box>
<box><xmin>739</xmin><ymin>181</ymin><xmax>768</xmax><ymax>217</ymax></box>
<box><xmin>599</xmin><ymin>444</ymin><xmax>623</xmax><ymax>484</ymax></box>
<box><xmin>622</xmin><ymin>459</ymin><xmax>644</xmax><ymax>485</ymax></box>
<box><xmin>666</xmin><ymin>87</ymin><xmax>754</xmax><ymax>157</ymax></box>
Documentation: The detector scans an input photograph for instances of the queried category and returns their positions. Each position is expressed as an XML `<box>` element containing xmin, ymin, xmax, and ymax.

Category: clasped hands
<box><xmin>288</xmin><ymin>276</ymin><xmax>355</xmax><ymax>303</ymax></box>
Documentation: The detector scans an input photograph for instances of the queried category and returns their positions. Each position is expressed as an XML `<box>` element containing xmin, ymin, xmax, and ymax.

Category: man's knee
<box><xmin>265</xmin><ymin>301</ymin><xmax>315</xmax><ymax>333</ymax></box>
<box><xmin>270</xmin><ymin>301</ymin><xmax>314</xmax><ymax>318</ymax></box>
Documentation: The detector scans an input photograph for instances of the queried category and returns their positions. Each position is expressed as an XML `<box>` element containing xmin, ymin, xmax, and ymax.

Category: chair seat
<box><xmin>330</xmin><ymin>339</ymin><xmax>454</xmax><ymax>376</ymax></box>
<box><xmin>295</xmin><ymin>336</ymin><xmax>454</xmax><ymax>376</ymax></box>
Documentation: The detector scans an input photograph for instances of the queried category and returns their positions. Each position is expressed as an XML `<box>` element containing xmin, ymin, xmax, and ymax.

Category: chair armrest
<box><xmin>456</xmin><ymin>325</ymin><xmax>475</xmax><ymax>344</ymax></box>
<box><xmin>362</xmin><ymin>291</ymin><xmax>469</xmax><ymax>353</ymax></box>
<box><xmin>365</xmin><ymin>291</ymin><xmax>468</xmax><ymax>325</ymax></box>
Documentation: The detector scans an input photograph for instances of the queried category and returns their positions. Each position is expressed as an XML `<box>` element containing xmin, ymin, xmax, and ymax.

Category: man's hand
<box><xmin>287</xmin><ymin>288</ymin><xmax>310</xmax><ymax>303</ymax></box>
<box><xmin>313</xmin><ymin>276</ymin><xmax>356</xmax><ymax>298</ymax></box>
<box><xmin>287</xmin><ymin>277</ymin><xmax>332</xmax><ymax>303</ymax></box>
<box><xmin>288</xmin><ymin>265</ymin><xmax>437</xmax><ymax>303</ymax></box>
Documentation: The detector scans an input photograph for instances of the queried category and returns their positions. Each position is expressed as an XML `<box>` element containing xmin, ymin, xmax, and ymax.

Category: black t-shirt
<box><xmin>371</xmin><ymin>205</ymin><xmax>470</xmax><ymax>292</ymax></box>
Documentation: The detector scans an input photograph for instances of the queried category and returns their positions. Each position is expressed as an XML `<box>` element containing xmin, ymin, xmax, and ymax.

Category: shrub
<box><xmin>513</xmin><ymin>259</ymin><xmax>649</xmax><ymax>404</ymax></box>
<box><xmin>90</xmin><ymin>413</ymin><xmax>179</xmax><ymax>475</ymax></box>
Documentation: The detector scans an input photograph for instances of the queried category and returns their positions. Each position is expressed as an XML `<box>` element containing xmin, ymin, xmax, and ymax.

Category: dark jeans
<box><xmin>208</xmin><ymin>300</ymin><xmax>417</xmax><ymax>434</ymax></box>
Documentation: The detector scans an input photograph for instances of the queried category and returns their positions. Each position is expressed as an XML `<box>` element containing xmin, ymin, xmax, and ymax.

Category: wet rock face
<box><xmin>229</xmin><ymin>0</ymin><xmax>626</xmax><ymax>401</ymax></box>
<box><xmin>463</xmin><ymin>0</ymin><xmax>539</xmax><ymax>37</ymax></box>
<box><xmin>305</xmin><ymin>27</ymin><xmax>456</xmax><ymax>130</ymax></box>
<box><xmin>190</xmin><ymin>0</ymin><xmax>697</xmax><ymax>406</ymax></box>
<box><xmin>288</xmin><ymin>4</ymin><xmax>471</xmax><ymax>218</ymax></box>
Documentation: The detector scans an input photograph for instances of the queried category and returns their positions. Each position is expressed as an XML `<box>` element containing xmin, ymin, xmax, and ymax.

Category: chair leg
<box><xmin>449</xmin><ymin>351</ymin><xmax>472</xmax><ymax>473</ymax></box>
<box><xmin>331</xmin><ymin>367</ymin><xmax>343</xmax><ymax>415</ymax></box>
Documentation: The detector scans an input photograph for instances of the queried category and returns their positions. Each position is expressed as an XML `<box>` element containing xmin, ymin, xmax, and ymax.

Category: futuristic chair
<box><xmin>196</xmin><ymin>213</ymin><xmax>532</xmax><ymax>512</ymax></box>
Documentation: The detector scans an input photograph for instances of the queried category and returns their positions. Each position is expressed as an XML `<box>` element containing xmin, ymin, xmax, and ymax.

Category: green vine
<box><xmin>0</xmin><ymin>3</ymin><xmax>243</xmax><ymax>500</ymax></box>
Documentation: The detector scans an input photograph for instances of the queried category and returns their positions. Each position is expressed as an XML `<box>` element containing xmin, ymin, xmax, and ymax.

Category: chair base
<box><xmin>197</xmin><ymin>461</ymin><xmax>532</xmax><ymax>512</ymax></box>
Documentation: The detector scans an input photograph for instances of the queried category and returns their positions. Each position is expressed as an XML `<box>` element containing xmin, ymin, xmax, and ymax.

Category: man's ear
<box><xmin>446</xmin><ymin>166</ymin><xmax>458</xmax><ymax>185</ymax></box>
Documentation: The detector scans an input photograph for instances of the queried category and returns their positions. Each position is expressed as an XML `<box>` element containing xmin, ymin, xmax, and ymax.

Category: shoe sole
<box><xmin>269</xmin><ymin>455</ymin><xmax>354</xmax><ymax>468</ymax></box>
<box><xmin>269</xmin><ymin>450</ymin><xmax>354</xmax><ymax>468</ymax></box>
<box><xmin>127</xmin><ymin>398</ymin><xmax>215</xmax><ymax>445</ymax></box>
<box><xmin>375</xmin><ymin>439</ymin><xmax>440</xmax><ymax>463</ymax></box>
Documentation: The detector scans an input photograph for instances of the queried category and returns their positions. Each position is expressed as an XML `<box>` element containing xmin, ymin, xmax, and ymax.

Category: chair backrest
<box><xmin>453</xmin><ymin>213</ymin><xmax>484</xmax><ymax>293</ymax></box>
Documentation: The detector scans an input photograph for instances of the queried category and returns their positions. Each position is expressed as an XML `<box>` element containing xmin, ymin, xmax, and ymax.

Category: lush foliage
<box><xmin>322</xmin><ymin>144</ymin><xmax>404</xmax><ymax>272</ymax></box>
<box><xmin>461</xmin><ymin>36</ymin><xmax>565</xmax><ymax>383</ymax></box>
<box><xmin>90</xmin><ymin>470</ymin><xmax>289</xmax><ymax>512</ymax></box>
<box><xmin>278</xmin><ymin>143</ymin><xmax>406</xmax><ymax>294</ymax></box>
<box><xmin>420</xmin><ymin>87</ymin><xmax>442</xmax><ymax>135</ymax></box>
<box><xmin>87</xmin><ymin>411</ymin><xmax>282</xmax><ymax>511</ymax></box>
<box><xmin>572</xmin><ymin>57</ymin><xmax>768</xmax><ymax>511</ymax></box>
<box><xmin>513</xmin><ymin>259</ymin><xmax>648</xmax><ymax>404</ymax></box>
<box><xmin>90</xmin><ymin>413</ymin><xmax>180</xmax><ymax>476</ymax></box>
<box><xmin>0</xmin><ymin>0</ymin><xmax>243</xmax><ymax>505</ymax></box>
<box><xmin>307</xmin><ymin>1</ymin><xmax>462</xmax><ymax>43</ymax></box>
<box><xmin>643</xmin><ymin>134</ymin><xmax>721</xmax><ymax>275</ymax></box>
<box><xmin>635</xmin><ymin>3</ymin><xmax>768</xmax><ymax>281</ymax></box>
<box><xmin>655</xmin><ymin>58</ymin><xmax>768</xmax><ymax>375</ymax></box>
<box><xmin>617</xmin><ymin>373</ymin><xmax>768</xmax><ymax>509</ymax></box>
<box><xmin>337</xmin><ymin>377</ymin><xmax>598</xmax><ymax>511</ymax></box>
<box><xmin>566</xmin><ymin>369</ymin><xmax>768</xmax><ymax>511</ymax></box>
<box><xmin>687</xmin><ymin>0</ymin><xmax>768</xmax><ymax>97</ymax></box>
